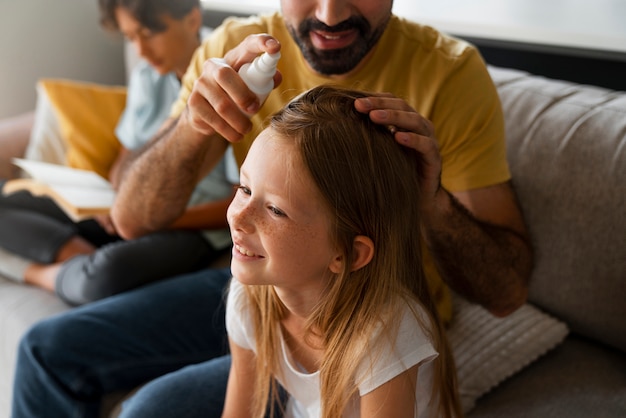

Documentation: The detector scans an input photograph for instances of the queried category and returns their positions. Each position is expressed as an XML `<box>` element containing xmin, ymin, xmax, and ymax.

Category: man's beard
<box><xmin>287</xmin><ymin>15</ymin><xmax>389</xmax><ymax>76</ymax></box>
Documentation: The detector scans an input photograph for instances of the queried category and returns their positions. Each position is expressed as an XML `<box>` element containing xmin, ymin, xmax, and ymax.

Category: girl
<box><xmin>224</xmin><ymin>85</ymin><xmax>462</xmax><ymax>418</ymax></box>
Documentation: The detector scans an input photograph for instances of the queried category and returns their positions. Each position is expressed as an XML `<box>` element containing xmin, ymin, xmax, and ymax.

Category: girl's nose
<box><xmin>227</xmin><ymin>198</ymin><xmax>256</xmax><ymax>234</ymax></box>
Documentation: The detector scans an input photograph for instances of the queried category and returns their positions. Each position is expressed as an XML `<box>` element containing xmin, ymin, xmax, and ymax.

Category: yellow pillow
<box><xmin>39</xmin><ymin>79</ymin><xmax>127</xmax><ymax>178</ymax></box>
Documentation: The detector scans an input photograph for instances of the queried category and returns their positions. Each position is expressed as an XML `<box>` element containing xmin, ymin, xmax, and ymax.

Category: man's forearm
<box><xmin>111</xmin><ymin>116</ymin><xmax>221</xmax><ymax>239</ymax></box>
<box><xmin>424</xmin><ymin>188</ymin><xmax>533</xmax><ymax>316</ymax></box>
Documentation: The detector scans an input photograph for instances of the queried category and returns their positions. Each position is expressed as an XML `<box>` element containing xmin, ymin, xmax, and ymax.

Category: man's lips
<box><xmin>310</xmin><ymin>29</ymin><xmax>358</xmax><ymax>50</ymax></box>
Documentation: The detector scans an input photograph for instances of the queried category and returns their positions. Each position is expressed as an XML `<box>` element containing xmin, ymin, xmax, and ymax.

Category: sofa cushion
<box><xmin>489</xmin><ymin>66</ymin><xmax>626</xmax><ymax>353</ymax></box>
<box><xmin>467</xmin><ymin>335</ymin><xmax>626</xmax><ymax>417</ymax></box>
<box><xmin>0</xmin><ymin>278</ymin><xmax>69</xmax><ymax>417</ymax></box>
<box><xmin>22</xmin><ymin>84</ymin><xmax>67</xmax><ymax>167</ymax></box>
<box><xmin>449</xmin><ymin>294</ymin><xmax>568</xmax><ymax>413</ymax></box>
<box><xmin>38</xmin><ymin>79</ymin><xmax>126</xmax><ymax>178</ymax></box>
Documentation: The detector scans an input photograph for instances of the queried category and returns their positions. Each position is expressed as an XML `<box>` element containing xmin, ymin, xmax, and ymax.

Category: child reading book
<box><xmin>0</xmin><ymin>0</ymin><xmax>236</xmax><ymax>305</ymax></box>
<box><xmin>223</xmin><ymin>86</ymin><xmax>462</xmax><ymax>418</ymax></box>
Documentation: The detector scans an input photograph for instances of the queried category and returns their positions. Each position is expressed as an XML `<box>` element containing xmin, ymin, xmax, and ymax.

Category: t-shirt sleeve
<box><xmin>115</xmin><ymin>63</ymin><xmax>149</xmax><ymax>149</ymax></box>
<box><xmin>169</xmin><ymin>20</ymin><xmax>237</xmax><ymax>120</ymax></box>
<box><xmin>434</xmin><ymin>48</ymin><xmax>510</xmax><ymax>192</ymax></box>
<box><xmin>225</xmin><ymin>277</ymin><xmax>256</xmax><ymax>350</ymax></box>
<box><xmin>116</xmin><ymin>61</ymin><xmax>179</xmax><ymax>150</ymax></box>
<box><xmin>356</xmin><ymin>304</ymin><xmax>438</xmax><ymax>396</ymax></box>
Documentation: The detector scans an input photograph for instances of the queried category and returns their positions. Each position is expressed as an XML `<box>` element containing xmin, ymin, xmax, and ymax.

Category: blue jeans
<box><xmin>12</xmin><ymin>267</ymin><xmax>232</xmax><ymax>418</ymax></box>
<box><xmin>119</xmin><ymin>356</ymin><xmax>232</xmax><ymax>418</ymax></box>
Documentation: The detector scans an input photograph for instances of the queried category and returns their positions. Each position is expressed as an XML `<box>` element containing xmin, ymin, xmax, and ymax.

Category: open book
<box><xmin>3</xmin><ymin>159</ymin><xmax>115</xmax><ymax>221</ymax></box>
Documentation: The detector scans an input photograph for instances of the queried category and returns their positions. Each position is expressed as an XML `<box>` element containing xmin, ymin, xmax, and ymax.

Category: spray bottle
<box><xmin>238</xmin><ymin>51</ymin><xmax>281</xmax><ymax>104</ymax></box>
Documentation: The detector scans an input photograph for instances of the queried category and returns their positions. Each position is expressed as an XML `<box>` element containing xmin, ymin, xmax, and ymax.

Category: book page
<box><xmin>12</xmin><ymin>158</ymin><xmax>112</xmax><ymax>190</ymax></box>
<box><xmin>47</xmin><ymin>184</ymin><xmax>115</xmax><ymax>209</ymax></box>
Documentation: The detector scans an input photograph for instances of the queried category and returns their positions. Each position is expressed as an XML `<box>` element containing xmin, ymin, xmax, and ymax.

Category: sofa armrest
<box><xmin>0</xmin><ymin>112</ymin><xmax>34</xmax><ymax>179</ymax></box>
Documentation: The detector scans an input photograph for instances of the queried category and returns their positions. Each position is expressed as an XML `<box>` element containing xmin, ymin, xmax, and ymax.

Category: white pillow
<box><xmin>448</xmin><ymin>294</ymin><xmax>569</xmax><ymax>413</ymax></box>
<box><xmin>22</xmin><ymin>83</ymin><xmax>67</xmax><ymax>168</ymax></box>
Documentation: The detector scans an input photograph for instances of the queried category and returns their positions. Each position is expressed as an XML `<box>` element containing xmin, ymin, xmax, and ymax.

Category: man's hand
<box><xmin>355</xmin><ymin>94</ymin><xmax>532</xmax><ymax>316</ymax></box>
<box><xmin>185</xmin><ymin>34</ymin><xmax>283</xmax><ymax>143</ymax></box>
<box><xmin>354</xmin><ymin>95</ymin><xmax>441</xmax><ymax>210</ymax></box>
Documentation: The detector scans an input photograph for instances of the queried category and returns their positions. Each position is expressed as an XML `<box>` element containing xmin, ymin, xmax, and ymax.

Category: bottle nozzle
<box><xmin>257</xmin><ymin>51</ymin><xmax>281</xmax><ymax>73</ymax></box>
<box><xmin>238</xmin><ymin>50</ymin><xmax>281</xmax><ymax>106</ymax></box>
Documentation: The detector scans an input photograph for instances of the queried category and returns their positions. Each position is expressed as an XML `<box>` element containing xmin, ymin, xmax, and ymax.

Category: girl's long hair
<box><xmin>245</xmin><ymin>85</ymin><xmax>461</xmax><ymax>418</ymax></box>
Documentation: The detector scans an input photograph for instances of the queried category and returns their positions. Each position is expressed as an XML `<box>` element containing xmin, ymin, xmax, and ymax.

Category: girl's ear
<box><xmin>351</xmin><ymin>235</ymin><xmax>374</xmax><ymax>271</ymax></box>
<box><xmin>329</xmin><ymin>235</ymin><xmax>375</xmax><ymax>274</ymax></box>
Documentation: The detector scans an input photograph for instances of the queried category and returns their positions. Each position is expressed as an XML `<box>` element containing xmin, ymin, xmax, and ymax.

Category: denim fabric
<box><xmin>120</xmin><ymin>355</ymin><xmax>289</xmax><ymax>418</ymax></box>
<box><xmin>119</xmin><ymin>355</ymin><xmax>232</xmax><ymax>418</ymax></box>
<box><xmin>12</xmin><ymin>267</ymin><xmax>231</xmax><ymax>418</ymax></box>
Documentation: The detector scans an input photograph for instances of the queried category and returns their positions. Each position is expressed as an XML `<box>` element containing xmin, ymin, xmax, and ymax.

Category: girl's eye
<box><xmin>236</xmin><ymin>185</ymin><xmax>251</xmax><ymax>195</ymax></box>
<box><xmin>268</xmin><ymin>206</ymin><xmax>286</xmax><ymax>217</ymax></box>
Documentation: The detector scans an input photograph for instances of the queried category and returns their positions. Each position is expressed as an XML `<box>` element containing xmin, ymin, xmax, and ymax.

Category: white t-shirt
<box><xmin>226</xmin><ymin>277</ymin><xmax>439</xmax><ymax>418</ymax></box>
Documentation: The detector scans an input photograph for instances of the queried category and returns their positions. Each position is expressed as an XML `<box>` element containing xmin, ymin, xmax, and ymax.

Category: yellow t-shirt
<box><xmin>172</xmin><ymin>13</ymin><xmax>510</xmax><ymax>324</ymax></box>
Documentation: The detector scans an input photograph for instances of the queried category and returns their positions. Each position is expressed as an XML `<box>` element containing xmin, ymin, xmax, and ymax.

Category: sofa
<box><xmin>1</xmin><ymin>61</ymin><xmax>625</xmax><ymax>416</ymax></box>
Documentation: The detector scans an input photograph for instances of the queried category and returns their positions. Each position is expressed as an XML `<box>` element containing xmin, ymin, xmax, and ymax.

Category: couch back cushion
<box><xmin>489</xmin><ymin>66</ymin><xmax>626</xmax><ymax>352</ymax></box>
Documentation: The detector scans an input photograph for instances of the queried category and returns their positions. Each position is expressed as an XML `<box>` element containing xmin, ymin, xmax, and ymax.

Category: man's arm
<box><xmin>108</xmin><ymin>133</ymin><xmax>233</xmax><ymax>235</ymax></box>
<box><xmin>110</xmin><ymin>34</ymin><xmax>282</xmax><ymax>240</ymax></box>
<box><xmin>111</xmin><ymin>116</ymin><xmax>228</xmax><ymax>239</ymax></box>
<box><xmin>425</xmin><ymin>182</ymin><xmax>532</xmax><ymax>316</ymax></box>
<box><xmin>355</xmin><ymin>96</ymin><xmax>533</xmax><ymax>316</ymax></box>
<box><xmin>169</xmin><ymin>193</ymin><xmax>235</xmax><ymax>231</ymax></box>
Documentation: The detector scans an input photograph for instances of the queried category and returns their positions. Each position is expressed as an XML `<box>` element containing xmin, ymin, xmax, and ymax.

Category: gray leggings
<box><xmin>0</xmin><ymin>186</ymin><xmax>223</xmax><ymax>306</ymax></box>
<box><xmin>55</xmin><ymin>230</ymin><xmax>219</xmax><ymax>306</ymax></box>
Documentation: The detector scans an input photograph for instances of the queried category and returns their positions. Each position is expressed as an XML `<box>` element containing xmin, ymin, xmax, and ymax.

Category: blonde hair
<box><xmin>244</xmin><ymin>85</ymin><xmax>461</xmax><ymax>418</ymax></box>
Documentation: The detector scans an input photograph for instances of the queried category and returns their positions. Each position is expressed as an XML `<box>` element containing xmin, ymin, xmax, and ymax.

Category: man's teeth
<box><xmin>236</xmin><ymin>245</ymin><xmax>256</xmax><ymax>257</ymax></box>
<box><xmin>323</xmin><ymin>34</ymin><xmax>341</xmax><ymax>40</ymax></box>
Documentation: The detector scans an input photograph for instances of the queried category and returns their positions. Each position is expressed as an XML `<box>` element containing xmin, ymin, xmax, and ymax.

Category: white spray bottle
<box><xmin>238</xmin><ymin>51</ymin><xmax>281</xmax><ymax>104</ymax></box>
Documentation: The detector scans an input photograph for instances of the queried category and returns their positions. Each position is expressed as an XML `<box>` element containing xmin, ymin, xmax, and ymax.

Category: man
<box><xmin>12</xmin><ymin>1</ymin><xmax>533</xmax><ymax>417</ymax></box>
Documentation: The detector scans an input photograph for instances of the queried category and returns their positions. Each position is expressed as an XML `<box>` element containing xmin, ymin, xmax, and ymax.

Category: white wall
<box><xmin>0</xmin><ymin>0</ymin><xmax>125</xmax><ymax>119</ymax></box>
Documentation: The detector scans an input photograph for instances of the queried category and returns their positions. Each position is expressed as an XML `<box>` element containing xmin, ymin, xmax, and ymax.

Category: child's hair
<box><xmin>244</xmin><ymin>85</ymin><xmax>462</xmax><ymax>418</ymax></box>
<box><xmin>98</xmin><ymin>0</ymin><xmax>200</xmax><ymax>32</ymax></box>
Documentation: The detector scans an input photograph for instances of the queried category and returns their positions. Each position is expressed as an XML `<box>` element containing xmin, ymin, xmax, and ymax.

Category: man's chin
<box><xmin>300</xmin><ymin>45</ymin><xmax>360</xmax><ymax>74</ymax></box>
<box><xmin>306</xmin><ymin>55</ymin><xmax>361</xmax><ymax>76</ymax></box>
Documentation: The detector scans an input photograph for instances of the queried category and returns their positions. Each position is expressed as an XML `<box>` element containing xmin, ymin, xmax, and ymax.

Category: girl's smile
<box><xmin>227</xmin><ymin>128</ymin><xmax>342</xmax><ymax>313</ymax></box>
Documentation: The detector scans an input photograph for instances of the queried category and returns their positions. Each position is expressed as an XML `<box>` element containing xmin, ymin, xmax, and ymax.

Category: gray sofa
<box><xmin>1</xmin><ymin>65</ymin><xmax>625</xmax><ymax>417</ymax></box>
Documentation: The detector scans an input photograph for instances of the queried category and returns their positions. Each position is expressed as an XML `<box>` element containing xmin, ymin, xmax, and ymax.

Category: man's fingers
<box><xmin>184</xmin><ymin>34</ymin><xmax>282</xmax><ymax>142</ymax></box>
<box><xmin>354</xmin><ymin>94</ymin><xmax>443</xmax><ymax>199</ymax></box>
<box><xmin>368</xmin><ymin>108</ymin><xmax>434</xmax><ymax>137</ymax></box>
<box><xmin>393</xmin><ymin>130</ymin><xmax>442</xmax><ymax>198</ymax></box>
<box><xmin>355</xmin><ymin>96</ymin><xmax>431</xmax><ymax>135</ymax></box>
<box><xmin>186</xmin><ymin>81</ymin><xmax>252</xmax><ymax>142</ymax></box>
<box><xmin>224</xmin><ymin>34</ymin><xmax>281</xmax><ymax>70</ymax></box>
